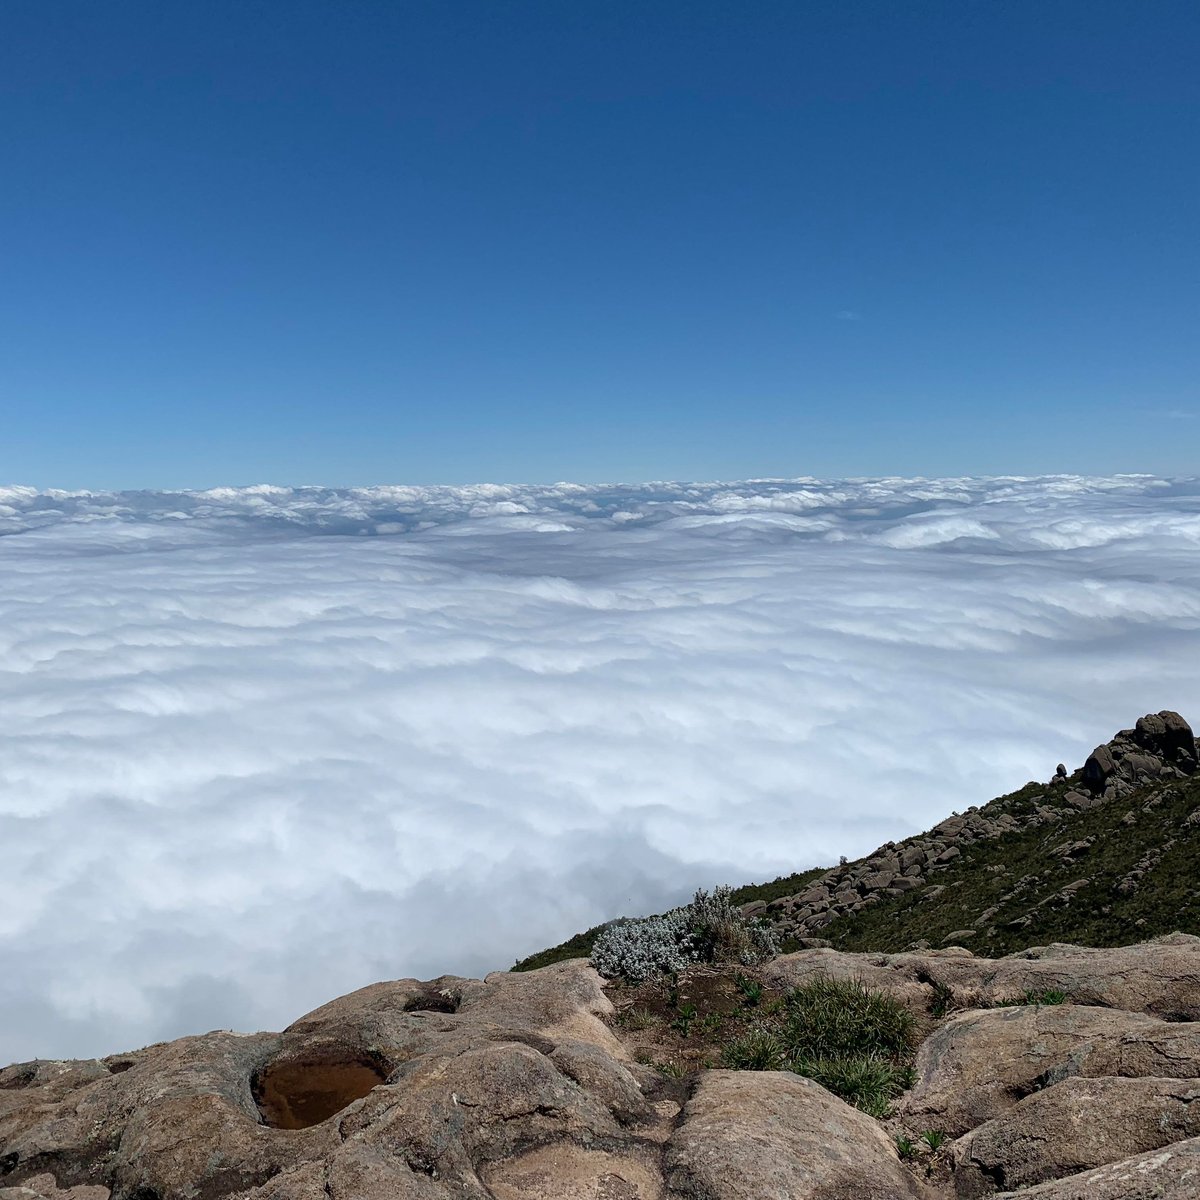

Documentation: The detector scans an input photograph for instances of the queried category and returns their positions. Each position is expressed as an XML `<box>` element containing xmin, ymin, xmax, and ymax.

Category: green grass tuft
<box><xmin>781</xmin><ymin>977</ymin><xmax>917</xmax><ymax>1060</ymax></box>
<box><xmin>721</xmin><ymin>1030</ymin><xmax>786</xmax><ymax>1070</ymax></box>
<box><xmin>791</xmin><ymin>1052</ymin><xmax>909</xmax><ymax>1116</ymax></box>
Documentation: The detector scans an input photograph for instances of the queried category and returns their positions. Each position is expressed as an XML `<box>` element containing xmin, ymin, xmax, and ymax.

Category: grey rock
<box><xmin>665</xmin><ymin>1071</ymin><xmax>926</xmax><ymax>1200</ymax></box>
<box><xmin>1082</xmin><ymin>744</ymin><xmax>1117</xmax><ymax>791</ymax></box>
<box><xmin>903</xmin><ymin>999</ymin><xmax>1200</xmax><ymax>1136</ymax></box>
<box><xmin>993</xmin><ymin>1134</ymin><xmax>1200</xmax><ymax>1199</ymax></box>
<box><xmin>953</xmin><ymin>1075</ymin><xmax>1200</xmax><ymax>1198</ymax></box>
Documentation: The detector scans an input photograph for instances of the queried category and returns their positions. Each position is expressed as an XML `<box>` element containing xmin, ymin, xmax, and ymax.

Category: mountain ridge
<box><xmin>515</xmin><ymin>710</ymin><xmax>1200</xmax><ymax>970</ymax></box>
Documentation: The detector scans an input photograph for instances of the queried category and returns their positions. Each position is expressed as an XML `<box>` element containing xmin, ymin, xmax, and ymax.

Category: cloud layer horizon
<box><xmin>2</xmin><ymin>474</ymin><xmax>1199</xmax><ymax>1063</ymax></box>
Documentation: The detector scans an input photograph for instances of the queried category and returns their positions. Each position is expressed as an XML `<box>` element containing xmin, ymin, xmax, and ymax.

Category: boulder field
<box><xmin>4</xmin><ymin>935</ymin><xmax>1200</xmax><ymax>1200</ymax></box>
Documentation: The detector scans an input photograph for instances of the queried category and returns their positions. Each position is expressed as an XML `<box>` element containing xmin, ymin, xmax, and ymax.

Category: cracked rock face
<box><xmin>900</xmin><ymin>998</ymin><xmax>1200</xmax><ymax>1139</ymax></box>
<box><xmin>951</xmin><ymin>1075</ymin><xmax>1200</xmax><ymax>1198</ymax></box>
<box><xmin>992</xmin><ymin>1136</ymin><xmax>1200</xmax><ymax>1199</ymax></box>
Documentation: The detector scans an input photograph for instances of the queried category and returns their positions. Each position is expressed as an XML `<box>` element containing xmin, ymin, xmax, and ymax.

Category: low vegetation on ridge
<box><xmin>590</xmin><ymin>886</ymin><xmax>779</xmax><ymax>982</ymax></box>
<box><xmin>510</xmin><ymin>869</ymin><xmax>825</xmax><ymax>974</ymax></box>
<box><xmin>507</xmin><ymin>712</ymin><xmax>1200</xmax><ymax>1144</ymax></box>
<box><xmin>606</xmin><ymin>963</ymin><xmax>919</xmax><ymax>1117</ymax></box>
<box><xmin>515</xmin><ymin>711</ymin><xmax>1200</xmax><ymax>971</ymax></box>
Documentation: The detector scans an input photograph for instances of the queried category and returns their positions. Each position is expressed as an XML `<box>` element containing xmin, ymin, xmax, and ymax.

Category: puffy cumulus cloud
<box><xmin>2</xmin><ymin>475</ymin><xmax>1200</xmax><ymax>1062</ymax></box>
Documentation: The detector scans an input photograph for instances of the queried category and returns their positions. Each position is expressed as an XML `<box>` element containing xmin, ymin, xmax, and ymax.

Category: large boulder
<box><xmin>993</xmin><ymin>1134</ymin><xmax>1200</xmax><ymax>1199</ymax></box>
<box><xmin>0</xmin><ymin>963</ymin><xmax>649</xmax><ymax>1200</ymax></box>
<box><xmin>664</xmin><ymin>1070</ymin><xmax>928</xmax><ymax>1200</ymax></box>
<box><xmin>762</xmin><ymin>947</ymin><xmax>937</xmax><ymax>1013</ymax></box>
<box><xmin>1132</xmin><ymin>711</ymin><xmax>1198</xmax><ymax>772</ymax></box>
<box><xmin>1081</xmin><ymin>744</ymin><xmax>1118</xmax><ymax>791</ymax></box>
<box><xmin>764</xmin><ymin>934</ymin><xmax>1200</xmax><ymax>1022</ymax></box>
<box><xmin>952</xmin><ymin>1075</ymin><xmax>1200</xmax><ymax>1197</ymax></box>
<box><xmin>901</xmin><ymin>1005</ymin><xmax>1184</xmax><ymax>1135</ymax></box>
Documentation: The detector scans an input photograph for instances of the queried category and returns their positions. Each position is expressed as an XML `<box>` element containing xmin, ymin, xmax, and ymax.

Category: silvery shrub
<box><xmin>591</xmin><ymin>885</ymin><xmax>779</xmax><ymax>982</ymax></box>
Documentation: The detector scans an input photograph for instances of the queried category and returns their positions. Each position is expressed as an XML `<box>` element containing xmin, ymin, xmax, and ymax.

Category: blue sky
<box><xmin>2</xmin><ymin>0</ymin><xmax>1197</xmax><ymax>488</ymax></box>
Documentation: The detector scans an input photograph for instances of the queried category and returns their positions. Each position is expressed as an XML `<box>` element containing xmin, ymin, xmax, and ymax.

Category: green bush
<box><xmin>770</xmin><ymin>978</ymin><xmax>918</xmax><ymax>1115</ymax></box>
<box><xmin>710</xmin><ymin>976</ymin><xmax>918</xmax><ymax>1117</ymax></box>
<box><xmin>689</xmin><ymin>886</ymin><xmax>781</xmax><ymax>966</ymax></box>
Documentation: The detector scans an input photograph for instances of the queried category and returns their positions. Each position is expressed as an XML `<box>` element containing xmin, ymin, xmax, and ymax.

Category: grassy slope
<box><xmin>823</xmin><ymin>773</ymin><xmax>1200</xmax><ymax>955</ymax></box>
<box><xmin>511</xmin><ymin>924</ymin><xmax>614</xmax><ymax>973</ymax></box>
<box><xmin>513</xmin><ymin>770</ymin><xmax>1200</xmax><ymax>971</ymax></box>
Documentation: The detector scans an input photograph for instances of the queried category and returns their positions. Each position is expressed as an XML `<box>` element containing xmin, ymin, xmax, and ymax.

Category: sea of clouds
<box><xmin>2</xmin><ymin>474</ymin><xmax>1200</xmax><ymax>1064</ymax></box>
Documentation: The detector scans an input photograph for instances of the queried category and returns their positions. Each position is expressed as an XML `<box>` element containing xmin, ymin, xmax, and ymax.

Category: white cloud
<box><xmin>2</xmin><ymin>474</ymin><xmax>1200</xmax><ymax>1063</ymax></box>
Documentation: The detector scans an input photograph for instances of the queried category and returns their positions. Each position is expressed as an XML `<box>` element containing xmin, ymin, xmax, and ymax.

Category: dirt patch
<box><xmin>252</xmin><ymin>1053</ymin><xmax>388</xmax><ymax>1129</ymax></box>
<box><xmin>0</xmin><ymin>1064</ymin><xmax>37</xmax><ymax>1090</ymax></box>
<box><xmin>606</xmin><ymin>965</ymin><xmax>784</xmax><ymax>1077</ymax></box>
<box><xmin>402</xmin><ymin>986</ymin><xmax>461</xmax><ymax>1013</ymax></box>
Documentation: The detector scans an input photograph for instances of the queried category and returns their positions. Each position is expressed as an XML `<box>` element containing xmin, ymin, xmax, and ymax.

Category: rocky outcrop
<box><xmin>4</xmin><ymin>711</ymin><xmax>1200</xmax><ymax>1200</ymax></box>
<box><xmin>748</xmin><ymin>711</ymin><xmax>1199</xmax><ymax>948</ymax></box>
<box><xmin>1082</xmin><ymin>711</ymin><xmax>1198</xmax><ymax>794</ymax></box>
<box><xmin>952</xmin><ymin>1076</ymin><xmax>1200</xmax><ymax>1197</ymax></box>
<box><xmin>0</xmin><ymin>960</ymin><xmax>929</xmax><ymax>1200</ymax></box>
<box><xmin>0</xmin><ymin>963</ymin><xmax>641</xmax><ymax>1200</ymax></box>
<box><xmin>6</xmin><ymin>936</ymin><xmax>1200</xmax><ymax>1199</ymax></box>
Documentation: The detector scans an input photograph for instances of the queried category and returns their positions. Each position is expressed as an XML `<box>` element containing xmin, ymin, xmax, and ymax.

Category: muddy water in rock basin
<box><xmin>253</xmin><ymin>1057</ymin><xmax>388</xmax><ymax>1129</ymax></box>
